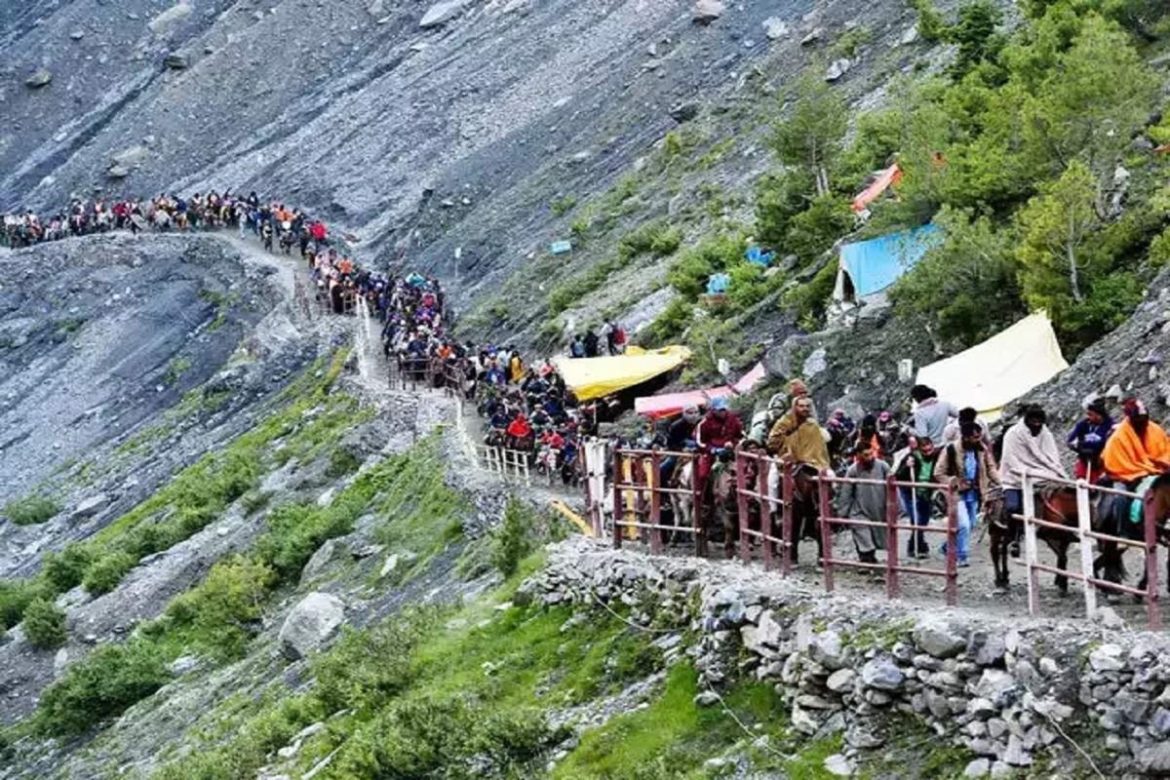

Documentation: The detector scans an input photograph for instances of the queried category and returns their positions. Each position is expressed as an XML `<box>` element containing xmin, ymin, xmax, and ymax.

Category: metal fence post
<box><xmin>781</xmin><ymin>463</ymin><xmax>794</xmax><ymax>576</ymax></box>
<box><xmin>612</xmin><ymin>449</ymin><xmax>623</xmax><ymax>549</ymax></box>
<box><xmin>1075</xmin><ymin>479</ymin><xmax>1097</xmax><ymax>620</ymax></box>
<box><xmin>760</xmin><ymin>457</ymin><xmax>774</xmax><ymax>572</ymax></box>
<box><xmin>736</xmin><ymin>450</ymin><xmax>751</xmax><ymax>564</ymax></box>
<box><xmin>693</xmin><ymin>454</ymin><xmax>705</xmax><ymax>557</ymax></box>
<box><xmin>818</xmin><ymin>470</ymin><xmax>835</xmax><ymax>593</ymax></box>
<box><xmin>1144</xmin><ymin>496</ymin><xmax>1162</xmax><ymax>631</ymax></box>
<box><xmin>1022</xmin><ymin>473</ymin><xmax>1040</xmax><ymax>616</ymax></box>
<box><xmin>944</xmin><ymin>478</ymin><xmax>959</xmax><ymax>607</ymax></box>
<box><xmin>885</xmin><ymin>474</ymin><xmax>900</xmax><ymax>601</ymax></box>
<box><xmin>649</xmin><ymin>451</ymin><xmax>663</xmax><ymax>554</ymax></box>
<box><xmin>632</xmin><ymin>456</ymin><xmax>647</xmax><ymax>546</ymax></box>
<box><xmin>581</xmin><ymin>442</ymin><xmax>595</xmax><ymax>535</ymax></box>
<box><xmin>592</xmin><ymin>441</ymin><xmax>607</xmax><ymax>538</ymax></box>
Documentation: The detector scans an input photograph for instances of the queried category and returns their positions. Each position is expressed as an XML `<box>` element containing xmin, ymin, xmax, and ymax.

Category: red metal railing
<box><xmin>1019</xmin><ymin>471</ymin><xmax>1161</xmax><ymax>629</ymax></box>
<box><xmin>733</xmin><ymin>449</ymin><xmax>792</xmax><ymax>575</ymax></box>
<box><xmin>611</xmin><ymin>449</ymin><xmax>705</xmax><ymax>556</ymax></box>
<box><xmin>813</xmin><ymin>468</ymin><xmax>960</xmax><ymax>606</ymax></box>
<box><xmin>607</xmin><ymin>447</ymin><xmax>964</xmax><ymax>605</ymax></box>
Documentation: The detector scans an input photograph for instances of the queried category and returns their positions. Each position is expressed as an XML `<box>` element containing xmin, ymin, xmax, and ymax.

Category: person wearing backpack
<box><xmin>933</xmin><ymin>422</ymin><xmax>1000</xmax><ymax>567</ymax></box>
<box><xmin>894</xmin><ymin>436</ymin><xmax>938</xmax><ymax>559</ymax></box>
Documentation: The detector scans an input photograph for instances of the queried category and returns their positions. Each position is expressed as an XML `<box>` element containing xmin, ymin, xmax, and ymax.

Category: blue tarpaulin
<box><xmin>707</xmin><ymin>273</ymin><xmax>731</xmax><ymax>295</ymax></box>
<box><xmin>745</xmin><ymin>246</ymin><xmax>775</xmax><ymax>267</ymax></box>
<box><xmin>834</xmin><ymin>224</ymin><xmax>942</xmax><ymax>301</ymax></box>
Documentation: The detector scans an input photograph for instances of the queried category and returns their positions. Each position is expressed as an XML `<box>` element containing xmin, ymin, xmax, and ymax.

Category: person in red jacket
<box><xmin>309</xmin><ymin>220</ymin><xmax>327</xmax><ymax>248</ymax></box>
<box><xmin>697</xmin><ymin>397</ymin><xmax>744</xmax><ymax>450</ymax></box>
<box><xmin>506</xmin><ymin>412</ymin><xmax>534</xmax><ymax>450</ymax></box>
<box><xmin>695</xmin><ymin>396</ymin><xmax>744</xmax><ymax>494</ymax></box>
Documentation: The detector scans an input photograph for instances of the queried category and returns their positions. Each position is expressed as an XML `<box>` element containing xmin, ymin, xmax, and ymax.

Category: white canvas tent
<box><xmin>915</xmin><ymin>312</ymin><xmax>1068</xmax><ymax>422</ymax></box>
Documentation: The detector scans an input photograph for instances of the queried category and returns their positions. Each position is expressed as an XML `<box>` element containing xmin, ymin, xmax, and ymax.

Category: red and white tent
<box><xmin>634</xmin><ymin>363</ymin><xmax>767</xmax><ymax>419</ymax></box>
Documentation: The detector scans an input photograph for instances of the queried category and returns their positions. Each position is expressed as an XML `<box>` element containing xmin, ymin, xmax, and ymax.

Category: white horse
<box><xmin>670</xmin><ymin>459</ymin><xmax>695</xmax><ymax>542</ymax></box>
<box><xmin>536</xmin><ymin>444</ymin><xmax>560</xmax><ymax>486</ymax></box>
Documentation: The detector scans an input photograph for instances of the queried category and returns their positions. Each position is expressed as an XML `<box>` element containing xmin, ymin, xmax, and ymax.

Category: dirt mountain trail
<box><xmin>211</xmin><ymin>233</ymin><xmax>298</xmax><ymax>298</ymax></box>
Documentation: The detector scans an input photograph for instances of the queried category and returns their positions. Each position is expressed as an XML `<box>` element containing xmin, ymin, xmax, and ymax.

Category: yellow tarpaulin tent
<box><xmin>552</xmin><ymin>345</ymin><xmax>691</xmax><ymax>402</ymax></box>
<box><xmin>915</xmin><ymin>312</ymin><xmax>1068</xmax><ymax>422</ymax></box>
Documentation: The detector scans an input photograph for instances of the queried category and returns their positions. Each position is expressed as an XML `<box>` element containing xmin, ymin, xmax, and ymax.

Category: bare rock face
<box><xmin>419</xmin><ymin>0</ymin><xmax>471</xmax><ymax>28</ymax></box>
<box><xmin>148</xmin><ymin>2</ymin><xmax>193</xmax><ymax>36</ymax></box>
<box><xmin>278</xmin><ymin>592</ymin><xmax>346</xmax><ymax>660</ymax></box>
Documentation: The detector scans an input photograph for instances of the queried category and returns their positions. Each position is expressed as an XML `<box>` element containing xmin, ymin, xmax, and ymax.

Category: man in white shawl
<box><xmin>998</xmin><ymin>405</ymin><xmax>1067</xmax><ymax>550</ymax></box>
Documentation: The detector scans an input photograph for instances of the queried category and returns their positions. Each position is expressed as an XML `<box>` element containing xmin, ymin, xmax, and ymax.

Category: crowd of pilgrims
<box><xmin>666</xmin><ymin>380</ymin><xmax>1160</xmax><ymax>569</ymax></box>
<box><xmin>15</xmin><ymin>193</ymin><xmax>1165</xmax><ymax>572</ymax></box>
<box><xmin>307</xmin><ymin>249</ymin><xmax>1160</xmax><ymax>573</ymax></box>
<box><xmin>1</xmin><ymin>192</ymin><xmax>330</xmax><ymax>252</ymax></box>
<box><xmin>371</xmin><ymin>271</ymin><xmax>606</xmax><ymax>485</ymax></box>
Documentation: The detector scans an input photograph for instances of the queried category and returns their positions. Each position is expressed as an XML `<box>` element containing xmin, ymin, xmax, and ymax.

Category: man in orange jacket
<box><xmin>1102</xmin><ymin>398</ymin><xmax>1170</xmax><ymax>486</ymax></box>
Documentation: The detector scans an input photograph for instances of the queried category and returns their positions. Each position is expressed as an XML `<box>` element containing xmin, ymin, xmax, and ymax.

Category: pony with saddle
<box><xmin>987</xmin><ymin>484</ymin><xmax>1080</xmax><ymax>592</ymax></box>
<box><xmin>764</xmin><ymin>461</ymin><xmax>830</xmax><ymax>566</ymax></box>
<box><xmin>1093</xmin><ymin>474</ymin><xmax>1170</xmax><ymax>595</ymax></box>
<box><xmin>989</xmin><ymin>475</ymin><xmax>1170</xmax><ymax>598</ymax></box>
<box><xmin>665</xmin><ymin>446</ymin><xmax>750</xmax><ymax>557</ymax></box>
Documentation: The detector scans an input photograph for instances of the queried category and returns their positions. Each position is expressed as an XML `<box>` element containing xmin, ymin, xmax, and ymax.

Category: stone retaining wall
<box><xmin>519</xmin><ymin>537</ymin><xmax>1170</xmax><ymax>777</ymax></box>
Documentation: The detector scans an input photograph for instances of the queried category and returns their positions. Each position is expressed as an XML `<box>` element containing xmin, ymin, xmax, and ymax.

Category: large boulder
<box><xmin>860</xmin><ymin>656</ymin><xmax>904</xmax><ymax>691</ymax></box>
<box><xmin>278</xmin><ymin>593</ymin><xmax>346</xmax><ymax>659</ymax></box>
<box><xmin>913</xmin><ymin>619</ymin><xmax>967</xmax><ymax>659</ymax></box>
<box><xmin>809</xmin><ymin>629</ymin><xmax>848</xmax><ymax>670</ymax></box>
<box><xmin>741</xmin><ymin>610</ymin><xmax>783</xmax><ymax>656</ymax></box>
<box><xmin>70</xmin><ymin>494</ymin><xmax>109</xmax><ymax>521</ymax></box>
<box><xmin>25</xmin><ymin>68</ymin><xmax>52</xmax><ymax>89</ymax></box>
<box><xmin>825</xmin><ymin>58</ymin><xmax>852</xmax><ymax>82</ymax></box>
<box><xmin>112</xmin><ymin>145</ymin><xmax>151</xmax><ymax>168</ymax></box>
<box><xmin>300</xmin><ymin>539</ymin><xmax>342</xmax><ymax>584</ymax></box>
<box><xmin>763</xmin><ymin>17</ymin><xmax>789</xmax><ymax>40</ymax></box>
<box><xmin>669</xmin><ymin>102</ymin><xmax>700</xmax><ymax>123</ymax></box>
<box><xmin>692</xmin><ymin>0</ymin><xmax>724</xmax><ymax>25</ymax></box>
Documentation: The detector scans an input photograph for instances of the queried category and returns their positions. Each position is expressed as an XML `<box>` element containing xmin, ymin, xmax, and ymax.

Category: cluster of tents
<box><xmin>550</xmin><ymin>311</ymin><xmax>1066</xmax><ymax>424</ymax></box>
<box><xmin>547</xmin><ymin>162</ymin><xmax>1068</xmax><ymax>423</ymax></box>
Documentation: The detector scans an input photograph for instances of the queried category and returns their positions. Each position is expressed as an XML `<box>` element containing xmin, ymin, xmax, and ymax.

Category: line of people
<box><xmin>642</xmin><ymin>376</ymin><xmax>1170</xmax><ymax>571</ymax></box>
<box><xmin>297</xmin><ymin>243</ymin><xmax>1168</xmax><ymax>577</ymax></box>
<box><xmin>2</xmin><ymin>193</ymin><xmax>331</xmax><ymax>252</ymax></box>
<box><xmin>374</xmin><ymin>274</ymin><xmax>606</xmax><ymax>487</ymax></box>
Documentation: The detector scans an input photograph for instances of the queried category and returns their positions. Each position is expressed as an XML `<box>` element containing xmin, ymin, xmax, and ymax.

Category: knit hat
<box><xmin>1123</xmin><ymin>398</ymin><xmax>1148</xmax><ymax>418</ymax></box>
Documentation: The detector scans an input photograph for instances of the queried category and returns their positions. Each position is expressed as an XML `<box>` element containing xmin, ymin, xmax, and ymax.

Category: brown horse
<box><xmin>790</xmin><ymin>465</ymin><xmax>828</xmax><ymax>566</ymax></box>
<box><xmin>987</xmin><ymin>487</ymin><xmax>1080</xmax><ymax>593</ymax></box>
<box><xmin>712</xmin><ymin>457</ymin><xmax>744</xmax><ymax>558</ymax></box>
<box><xmin>1096</xmin><ymin>474</ymin><xmax>1170</xmax><ymax>595</ymax></box>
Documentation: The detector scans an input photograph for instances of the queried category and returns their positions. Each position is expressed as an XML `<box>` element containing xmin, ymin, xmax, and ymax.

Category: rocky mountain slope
<box><xmin>1</xmin><ymin>0</ymin><xmax>917</xmax><ymax>310</ymax></box>
<box><xmin>0</xmin><ymin>233</ymin><xmax>321</xmax><ymax>580</ymax></box>
<box><xmin>6</xmin><ymin>1</ymin><xmax>1170</xmax><ymax>778</ymax></box>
